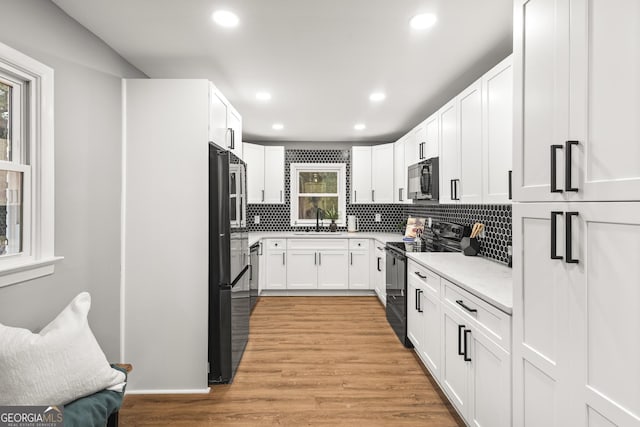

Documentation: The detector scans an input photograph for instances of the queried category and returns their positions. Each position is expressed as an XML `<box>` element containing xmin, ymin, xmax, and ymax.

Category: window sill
<box><xmin>0</xmin><ymin>256</ymin><xmax>64</xmax><ymax>289</ymax></box>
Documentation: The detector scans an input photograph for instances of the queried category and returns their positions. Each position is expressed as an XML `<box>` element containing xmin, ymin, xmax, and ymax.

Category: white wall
<box><xmin>0</xmin><ymin>0</ymin><xmax>146</xmax><ymax>361</ymax></box>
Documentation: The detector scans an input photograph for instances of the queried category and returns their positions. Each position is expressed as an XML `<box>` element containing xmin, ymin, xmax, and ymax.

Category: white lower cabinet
<box><xmin>407</xmin><ymin>259</ymin><xmax>512</xmax><ymax>426</ymax></box>
<box><xmin>264</xmin><ymin>240</ymin><xmax>286</xmax><ymax>290</ymax></box>
<box><xmin>372</xmin><ymin>241</ymin><xmax>386</xmax><ymax>304</ymax></box>
<box><xmin>348</xmin><ymin>250</ymin><xmax>370</xmax><ymax>290</ymax></box>
<box><xmin>317</xmin><ymin>251</ymin><xmax>348</xmax><ymax>290</ymax></box>
<box><xmin>287</xmin><ymin>250</ymin><xmax>318</xmax><ymax>289</ymax></box>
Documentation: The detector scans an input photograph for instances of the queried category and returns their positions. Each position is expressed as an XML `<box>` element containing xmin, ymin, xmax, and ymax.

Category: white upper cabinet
<box><xmin>439</xmin><ymin>99</ymin><xmax>460</xmax><ymax>203</ymax></box>
<box><xmin>209</xmin><ymin>83</ymin><xmax>243</xmax><ymax>159</ymax></box>
<box><xmin>244</xmin><ymin>143</ymin><xmax>285</xmax><ymax>204</ymax></box>
<box><xmin>413</xmin><ymin>122</ymin><xmax>428</xmax><ymax>161</ymax></box>
<box><xmin>351</xmin><ymin>144</ymin><xmax>394</xmax><ymax>204</ymax></box>
<box><xmin>458</xmin><ymin>79</ymin><xmax>483</xmax><ymax>204</ymax></box>
<box><xmin>371</xmin><ymin>143</ymin><xmax>394</xmax><ymax>203</ymax></box>
<box><xmin>424</xmin><ymin>113</ymin><xmax>440</xmax><ymax>160</ymax></box>
<box><xmin>514</xmin><ymin>0</ymin><xmax>640</xmax><ymax>202</ymax></box>
<box><xmin>393</xmin><ymin>136</ymin><xmax>408</xmax><ymax>203</ymax></box>
<box><xmin>264</xmin><ymin>146</ymin><xmax>285</xmax><ymax>203</ymax></box>
<box><xmin>244</xmin><ymin>143</ymin><xmax>265</xmax><ymax>204</ymax></box>
<box><xmin>405</xmin><ymin>127</ymin><xmax>419</xmax><ymax>168</ymax></box>
<box><xmin>482</xmin><ymin>56</ymin><xmax>513</xmax><ymax>204</ymax></box>
<box><xmin>351</xmin><ymin>146</ymin><xmax>373</xmax><ymax>204</ymax></box>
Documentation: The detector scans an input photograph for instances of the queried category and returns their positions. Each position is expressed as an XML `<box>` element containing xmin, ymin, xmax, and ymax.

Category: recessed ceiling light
<box><xmin>212</xmin><ymin>10</ymin><xmax>239</xmax><ymax>28</ymax></box>
<box><xmin>272</xmin><ymin>123</ymin><xmax>284</xmax><ymax>130</ymax></box>
<box><xmin>410</xmin><ymin>13</ymin><xmax>437</xmax><ymax>30</ymax></box>
<box><xmin>369</xmin><ymin>92</ymin><xmax>386</xmax><ymax>102</ymax></box>
<box><xmin>256</xmin><ymin>92</ymin><xmax>272</xmax><ymax>101</ymax></box>
<box><xmin>354</xmin><ymin>123</ymin><xmax>366</xmax><ymax>131</ymax></box>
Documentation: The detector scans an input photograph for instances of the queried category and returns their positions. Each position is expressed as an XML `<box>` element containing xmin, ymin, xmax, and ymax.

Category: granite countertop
<box><xmin>406</xmin><ymin>252</ymin><xmax>513</xmax><ymax>314</ymax></box>
<box><xmin>248</xmin><ymin>232</ymin><xmax>406</xmax><ymax>247</ymax></box>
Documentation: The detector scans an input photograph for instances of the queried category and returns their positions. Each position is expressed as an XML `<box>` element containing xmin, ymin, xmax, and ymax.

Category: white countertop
<box><xmin>406</xmin><ymin>252</ymin><xmax>513</xmax><ymax>314</ymax></box>
<box><xmin>248</xmin><ymin>231</ymin><xmax>406</xmax><ymax>247</ymax></box>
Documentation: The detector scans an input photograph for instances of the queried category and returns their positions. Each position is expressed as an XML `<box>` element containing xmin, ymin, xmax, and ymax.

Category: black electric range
<box><xmin>385</xmin><ymin>221</ymin><xmax>466</xmax><ymax>347</ymax></box>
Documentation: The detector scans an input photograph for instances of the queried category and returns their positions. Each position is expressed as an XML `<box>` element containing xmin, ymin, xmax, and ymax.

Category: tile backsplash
<box><xmin>247</xmin><ymin>148</ymin><xmax>512</xmax><ymax>265</ymax></box>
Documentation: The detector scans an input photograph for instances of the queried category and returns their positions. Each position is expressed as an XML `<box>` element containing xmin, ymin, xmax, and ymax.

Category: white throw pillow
<box><xmin>0</xmin><ymin>292</ymin><xmax>126</xmax><ymax>405</ymax></box>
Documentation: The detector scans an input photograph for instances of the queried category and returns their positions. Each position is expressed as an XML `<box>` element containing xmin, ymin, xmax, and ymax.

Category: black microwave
<box><xmin>408</xmin><ymin>157</ymin><xmax>439</xmax><ymax>200</ymax></box>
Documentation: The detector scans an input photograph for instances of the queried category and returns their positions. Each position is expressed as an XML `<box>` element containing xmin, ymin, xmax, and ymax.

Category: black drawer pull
<box><xmin>566</xmin><ymin>212</ymin><xmax>579</xmax><ymax>264</ymax></box>
<box><xmin>550</xmin><ymin>145</ymin><xmax>563</xmax><ymax>193</ymax></box>
<box><xmin>456</xmin><ymin>300</ymin><xmax>478</xmax><ymax>313</ymax></box>
<box><xmin>458</xmin><ymin>324</ymin><xmax>465</xmax><ymax>356</ymax></box>
<box><xmin>565</xmin><ymin>141</ymin><xmax>579</xmax><ymax>192</ymax></box>
<box><xmin>463</xmin><ymin>329</ymin><xmax>472</xmax><ymax>362</ymax></box>
<box><xmin>414</xmin><ymin>271</ymin><xmax>427</xmax><ymax>279</ymax></box>
<box><xmin>417</xmin><ymin>290</ymin><xmax>423</xmax><ymax>313</ymax></box>
<box><xmin>508</xmin><ymin>170</ymin><xmax>513</xmax><ymax>200</ymax></box>
<box><xmin>551</xmin><ymin>211</ymin><xmax>563</xmax><ymax>260</ymax></box>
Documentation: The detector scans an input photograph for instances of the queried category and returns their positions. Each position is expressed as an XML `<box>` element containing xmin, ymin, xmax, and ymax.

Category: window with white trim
<box><xmin>0</xmin><ymin>42</ymin><xmax>58</xmax><ymax>287</ymax></box>
<box><xmin>290</xmin><ymin>163</ymin><xmax>346</xmax><ymax>227</ymax></box>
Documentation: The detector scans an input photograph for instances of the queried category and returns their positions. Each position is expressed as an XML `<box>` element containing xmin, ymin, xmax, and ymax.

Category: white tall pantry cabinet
<box><xmin>512</xmin><ymin>1</ymin><xmax>640</xmax><ymax>426</ymax></box>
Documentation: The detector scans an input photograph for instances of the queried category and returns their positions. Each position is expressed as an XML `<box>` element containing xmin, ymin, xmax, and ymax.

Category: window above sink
<box><xmin>290</xmin><ymin>163</ymin><xmax>346</xmax><ymax>228</ymax></box>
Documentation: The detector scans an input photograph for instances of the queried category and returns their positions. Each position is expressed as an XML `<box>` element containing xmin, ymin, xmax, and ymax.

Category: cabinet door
<box><xmin>227</xmin><ymin>107</ymin><xmax>242</xmax><ymax>159</ymax></box>
<box><xmin>468</xmin><ymin>329</ymin><xmax>511</xmax><ymax>427</ymax></box>
<box><xmin>441</xmin><ymin>304</ymin><xmax>470</xmax><ymax>419</ymax></box>
<box><xmin>424</xmin><ymin>112</ymin><xmax>439</xmax><ymax>160</ymax></box>
<box><xmin>286</xmin><ymin>250</ymin><xmax>318</xmax><ymax>289</ymax></box>
<box><xmin>317</xmin><ymin>251</ymin><xmax>348</xmax><ymax>290</ymax></box>
<box><xmin>264</xmin><ymin>146</ymin><xmax>285</xmax><ymax>204</ymax></box>
<box><xmin>439</xmin><ymin>99</ymin><xmax>460</xmax><ymax>203</ymax></box>
<box><xmin>569</xmin><ymin>0</ymin><xmax>640</xmax><ymax>201</ymax></box>
<box><xmin>512</xmin><ymin>203</ymin><xmax>571</xmax><ymax>427</ymax></box>
<box><xmin>413</xmin><ymin>122</ymin><xmax>427</xmax><ymax>161</ymax></box>
<box><xmin>405</xmin><ymin>129</ymin><xmax>418</xmax><ymax>169</ymax></box>
<box><xmin>458</xmin><ymin>80</ymin><xmax>483</xmax><ymax>204</ymax></box>
<box><xmin>420</xmin><ymin>283</ymin><xmax>441</xmax><ymax>380</ymax></box>
<box><xmin>406</xmin><ymin>279</ymin><xmax>423</xmax><ymax>350</ymax></box>
<box><xmin>373</xmin><ymin>244</ymin><xmax>386</xmax><ymax>304</ymax></box>
<box><xmin>569</xmin><ymin>202</ymin><xmax>640</xmax><ymax>426</ymax></box>
<box><xmin>482</xmin><ymin>56</ymin><xmax>513</xmax><ymax>204</ymax></box>
<box><xmin>351</xmin><ymin>146</ymin><xmax>372</xmax><ymax>204</ymax></box>
<box><xmin>348</xmin><ymin>250</ymin><xmax>370</xmax><ymax>290</ymax></box>
<box><xmin>209</xmin><ymin>87</ymin><xmax>228</xmax><ymax>150</ymax></box>
<box><xmin>512</xmin><ymin>0</ymin><xmax>570</xmax><ymax>202</ymax></box>
<box><xmin>394</xmin><ymin>138</ymin><xmax>408</xmax><ymax>203</ymax></box>
<box><xmin>371</xmin><ymin>143</ymin><xmax>394</xmax><ymax>203</ymax></box>
<box><xmin>265</xmin><ymin>250</ymin><xmax>287</xmax><ymax>290</ymax></box>
<box><xmin>244</xmin><ymin>143</ymin><xmax>265</xmax><ymax>203</ymax></box>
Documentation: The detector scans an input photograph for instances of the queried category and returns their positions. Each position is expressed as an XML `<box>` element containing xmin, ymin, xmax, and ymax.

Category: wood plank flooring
<box><xmin>120</xmin><ymin>297</ymin><xmax>464</xmax><ymax>426</ymax></box>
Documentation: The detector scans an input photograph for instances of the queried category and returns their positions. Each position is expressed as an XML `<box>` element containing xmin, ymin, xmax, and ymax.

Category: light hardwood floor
<box><xmin>120</xmin><ymin>297</ymin><xmax>464</xmax><ymax>426</ymax></box>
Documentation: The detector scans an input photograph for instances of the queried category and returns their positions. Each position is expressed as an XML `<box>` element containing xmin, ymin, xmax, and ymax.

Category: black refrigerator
<box><xmin>208</xmin><ymin>143</ymin><xmax>249</xmax><ymax>384</ymax></box>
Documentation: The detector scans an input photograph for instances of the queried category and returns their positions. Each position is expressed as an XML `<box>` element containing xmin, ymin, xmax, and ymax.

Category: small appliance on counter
<box><xmin>347</xmin><ymin>215</ymin><xmax>359</xmax><ymax>232</ymax></box>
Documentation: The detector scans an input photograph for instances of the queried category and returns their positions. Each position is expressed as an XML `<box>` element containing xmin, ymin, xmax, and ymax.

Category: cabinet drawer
<box><xmin>443</xmin><ymin>279</ymin><xmax>511</xmax><ymax>351</ymax></box>
<box><xmin>266</xmin><ymin>239</ymin><xmax>286</xmax><ymax>250</ymax></box>
<box><xmin>407</xmin><ymin>260</ymin><xmax>441</xmax><ymax>295</ymax></box>
<box><xmin>287</xmin><ymin>239</ymin><xmax>348</xmax><ymax>250</ymax></box>
<box><xmin>349</xmin><ymin>239</ymin><xmax>369</xmax><ymax>250</ymax></box>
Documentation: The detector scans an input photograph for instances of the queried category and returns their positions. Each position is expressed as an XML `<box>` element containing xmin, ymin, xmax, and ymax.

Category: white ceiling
<box><xmin>52</xmin><ymin>0</ymin><xmax>513</xmax><ymax>143</ymax></box>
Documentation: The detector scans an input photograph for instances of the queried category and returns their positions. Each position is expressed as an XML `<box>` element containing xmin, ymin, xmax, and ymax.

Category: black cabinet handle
<box><xmin>551</xmin><ymin>145</ymin><xmax>563</xmax><ymax>193</ymax></box>
<box><xmin>415</xmin><ymin>271</ymin><xmax>427</xmax><ymax>279</ymax></box>
<box><xmin>417</xmin><ymin>290</ymin><xmax>423</xmax><ymax>313</ymax></box>
<box><xmin>377</xmin><ymin>257</ymin><xmax>381</xmax><ymax>272</ymax></box>
<box><xmin>228</xmin><ymin>128</ymin><xmax>235</xmax><ymax>150</ymax></box>
<box><xmin>508</xmin><ymin>170</ymin><xmax>513</xmax><ymax>200</ymax></box>
<box><xmin>458</xmin><ymin>324</ymin><xmax>465</xmax><ymax>356</ymax></box>
<box><xmin>314</xmin><ymin>252</ymin><xmax>317</xmax><ymax>265</ymax></box>
<box><xmin>282</xmin><ymin>253</ymin><xmax>285</xmax><ymax>265</ymax></box>
<box><xmin>350</xmin><ymin>252</ymin><xmax>353</xmax><ymax>265</ymax></box>
<box><xmin>463</xmin><ymin>329</ymin><xmax>472</xmax><ymax>362</ymax></box>
<box><xmin>456</xmin><ymin>300</ymin><xmax>478</xmax><ymax>313</ymax></box>
<box><xmin>450</xmin><ymin>179</ymin><xmax>455</xmax><ymax>200</ymax></box>
<box><xmin>261</xmin><ymin>189</ymin><xmax>265</xmax><ymax>202</ymax></box>
<box><xmin>565</xmin><ymin>141</ymin><xmax>579</xmax><ymax>192</ymax></box>
<box><xmin>452</xmin><ymin>179</ymin><xmax>461</xmax><ymax>201</ymax></box>
<box><xmin>319</xmin><ymin>252</ymin><xmax>321</xmax><ymax>265</ymax></box>
<box><xmin>415</xmin><ymin>288</ymin><xmax>419</xmax><ymax>310</ymax></box>
<box><xmin>551</xmin><ymin>211</ymin><xmax>564</xmax><ymax>260</ymax></box>
<box><xmin>566</xmin><ymin>212</ymin><xmax>579</xmax><ymax>264</ymax></box>
<box><xmin>249</xmin><ymin>264</ymin><xmax>253</xmax><ymax>281</ymax></box>
<box><xmin>372</xmin><ymin>189</ymin><xmax>375</xmax><ymax>202</ymax></box>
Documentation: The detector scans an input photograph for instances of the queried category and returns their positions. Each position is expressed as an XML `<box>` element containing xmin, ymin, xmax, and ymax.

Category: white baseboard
<box><xmin>125</xmin><ymin>387</ymin><xmax>211</xmax><ymax>395</ymax></box>
<box><xmin>260</xmin><ymin>290</ymin><xmax>376</xmax><ymax>297</ymax></box>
